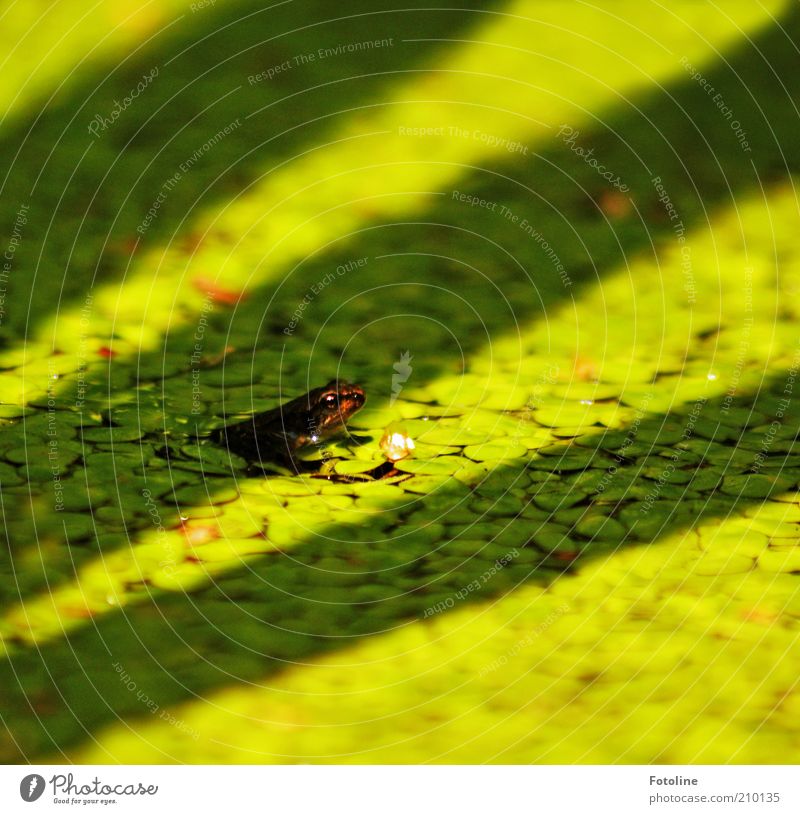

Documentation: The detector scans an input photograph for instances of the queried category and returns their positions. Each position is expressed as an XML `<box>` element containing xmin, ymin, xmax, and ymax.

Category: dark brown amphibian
<box><xmin>211</xmin><ymin>380</ymin><xmax>366</xmax><ymax>472</ymax></box>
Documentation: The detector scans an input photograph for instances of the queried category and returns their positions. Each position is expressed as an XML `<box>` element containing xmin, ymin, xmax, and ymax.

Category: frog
<box><xmin>211</xmin><ymin>380</ymin><xmax>366</xmax><ymax>473</ymax></box>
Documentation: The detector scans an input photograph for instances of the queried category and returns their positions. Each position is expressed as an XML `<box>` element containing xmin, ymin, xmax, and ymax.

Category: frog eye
<box><xmin>322</xmin><ymin>392</ymin><xmax>339</xmax><ymax>408</ymax></box>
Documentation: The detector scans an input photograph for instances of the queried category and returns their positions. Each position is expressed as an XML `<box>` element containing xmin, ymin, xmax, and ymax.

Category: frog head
<box><xmin>305</xmin><ymin>379</ymin><xmax>366</xmax><ymax>439</ymax></box>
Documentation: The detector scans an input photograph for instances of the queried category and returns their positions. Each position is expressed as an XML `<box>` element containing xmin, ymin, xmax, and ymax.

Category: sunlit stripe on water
<box><xmin>4</xmin><ymin>0</ymin><xmax>785</xmax><ymax>400</ymax></box>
